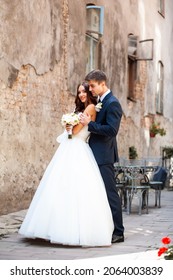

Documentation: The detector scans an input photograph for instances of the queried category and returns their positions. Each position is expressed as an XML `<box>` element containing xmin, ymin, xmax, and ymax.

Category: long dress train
<box><xmin>19</xmin><ymin>126</ymin><xmax>114</xmax><ymax>246</ymax></box>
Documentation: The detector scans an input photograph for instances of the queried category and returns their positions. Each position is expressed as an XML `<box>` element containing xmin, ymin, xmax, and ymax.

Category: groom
<box><xmin>80</xmin><ymin>69</ymin><xmax>124</xmax><ymax>243</ymax></box>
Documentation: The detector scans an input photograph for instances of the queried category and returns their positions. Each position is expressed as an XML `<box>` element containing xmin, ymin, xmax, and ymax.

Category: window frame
<box><xmin>85</xmin><ymin>5</ymin><xmax>104</xmax><ymax>73</ymax></box>
<box><xmin>137</xmin><ymin>39</ymin><xmax>154</xmax><ymax>61</ymax></box>
<box><xmin>158</xmin><ymin>0</ymin><xmax>165</xmax><ymax>18</ymax></box>
<box><xmin>127</xmin><ymin>35</ymin><xmax>154</xmax><ymax>102</ymax></box>
<box><xmin>86</xmin><ymin>5</ymin><xmax>104</xmax><ymax>36</ymax></box>
<box><xmin>86</xmin><ymin>33</ymin><xmax>101</xmax><ymax>73</ymax></box>
<box><xmin>156</xmin><ymin>61</ymin><xmax>164</xmax><ymax>115</ymax></box>
<box><xmin>127</xmin><ymin>57</ymin><xmax>137</xmax><ymax>101</ymax></box>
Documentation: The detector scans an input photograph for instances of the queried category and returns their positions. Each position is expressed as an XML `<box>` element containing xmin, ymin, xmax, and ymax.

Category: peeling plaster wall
<box><xmin>0</xmin><ymin>1</ymin><xmax>53</xmax><ymax>77</ymax></box>
<box><xmin>0</xmin><ymin>0</ymin><xmax>86</xmax><ymax>214</ymax></box>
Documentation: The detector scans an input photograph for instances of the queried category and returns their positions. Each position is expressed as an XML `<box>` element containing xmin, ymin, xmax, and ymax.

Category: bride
<box><xmin>19</xmin><ymin>82</ymin><xmax>114</xmax><ymax>247</ymax></box>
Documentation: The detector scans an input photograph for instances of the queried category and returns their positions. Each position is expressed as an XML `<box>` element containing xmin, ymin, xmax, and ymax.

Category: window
<box><xmin>158</xmin><ymin>0</ymin><xmax>165</xmax><ymax>17</ymax></box>
<box><xmin>128</xmin><ymin>58</ymin><xmax>137</xmax><ymax>101</ymax></box>
<box><xmin>86</xmin><ymin>5</ymin><xmax>104</xmax><ymax>73</ymax></box>
<box><xmin>128</xmin><ymin>35</ymin><xmax>138</xmax><ymax>60</ymax></box>
<box><xmin>156</xmin><ymin>61</ymin><xmax>164</xmax><ymax>114</ymax></box>
<box><xmin>127</xmin><ymin>35</ymin><xmax>154</xmax><ymax>101</ymax></box>
<box><xmin>128</xmin><ymin>35</ymin><xmax>137</xmax><ymax>101</ymax></box>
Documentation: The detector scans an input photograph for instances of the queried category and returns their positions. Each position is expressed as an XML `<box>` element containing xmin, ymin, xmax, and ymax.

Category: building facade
<box><xmin>0</xmin><ymin>0</ymin><xmax>173</xmax><ymax>214</ymax></box>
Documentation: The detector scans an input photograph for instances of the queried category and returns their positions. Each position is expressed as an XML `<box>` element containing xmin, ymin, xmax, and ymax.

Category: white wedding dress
<box><xmin>19</xmin><ymin>126</ymin><xmax>114</xmax><ymax>246</ymax></box>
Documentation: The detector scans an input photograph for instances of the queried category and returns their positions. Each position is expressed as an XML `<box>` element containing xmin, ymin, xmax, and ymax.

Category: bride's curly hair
<box><xmin>74</xmin><ymin>82</ymin><xmax>97</xmax><ymax>113</ymax></box>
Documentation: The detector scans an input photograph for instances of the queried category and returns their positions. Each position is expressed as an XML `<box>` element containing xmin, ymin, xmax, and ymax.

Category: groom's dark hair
<box><xmin>85</xmin><ymin>69</ymin><xmax>107</xmax><ymax>83</ymax></box>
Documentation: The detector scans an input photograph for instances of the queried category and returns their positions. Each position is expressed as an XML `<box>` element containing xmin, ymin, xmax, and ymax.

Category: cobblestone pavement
<box><xmin>0</xmin><ymin>189</ymin><xmax>173</xmax><ymax>260</ymax></box>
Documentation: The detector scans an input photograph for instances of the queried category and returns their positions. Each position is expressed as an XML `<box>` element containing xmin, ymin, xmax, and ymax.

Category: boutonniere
<box><xmin>95</xmin><ymin>102</ymin><xmax>102</xmax><ymax>112</ymax></box>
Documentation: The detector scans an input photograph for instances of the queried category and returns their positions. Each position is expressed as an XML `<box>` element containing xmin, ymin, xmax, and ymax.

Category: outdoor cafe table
<box><xmin>114</xmin><ymin>165</ymin><xmax>158</xmax><ymax>215</ymax></box>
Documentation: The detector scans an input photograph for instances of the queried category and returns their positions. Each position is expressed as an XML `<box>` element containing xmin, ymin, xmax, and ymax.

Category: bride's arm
<box><xmin>72</xmin><ymin>104</ymin><xmax>96</xmax><ymax>135</ymax></box>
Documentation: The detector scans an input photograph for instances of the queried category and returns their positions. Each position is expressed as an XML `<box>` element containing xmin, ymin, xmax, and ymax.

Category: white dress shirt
<box><xmin>100</xmin><ymin>89</ymin><xmax>111</xmax><ymax>102</ymax></box>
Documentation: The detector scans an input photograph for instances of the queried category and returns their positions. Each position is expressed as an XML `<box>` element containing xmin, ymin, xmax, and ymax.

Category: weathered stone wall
<box><xmin>1</xmin><ymin>0</ymin><xmax>173</xmax><ymax>214</ymax></box>
<box><xmin>0</xmin><ymin>0</ymin><xmax>86</xmax><ymax>214</ymax></box>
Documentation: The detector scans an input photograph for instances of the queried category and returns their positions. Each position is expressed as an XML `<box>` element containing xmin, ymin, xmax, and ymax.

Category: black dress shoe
<box><xmin>112</xmin><ymin>235</ymin><xmax>124</xmax><ymax>243</ymax></box>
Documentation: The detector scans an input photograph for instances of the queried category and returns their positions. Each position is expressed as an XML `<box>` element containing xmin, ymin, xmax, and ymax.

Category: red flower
<box><xmin>158</xmin><ymin>247</ymin><xmax>168</xmax><ymax>257</ymax></box>
<box><xmin>158</xmin><ymin>237</ymin><xmax>173</xmax><ymax>259</ymax></box>
<box><xmin>162</xmin><ymin>237</ymin><xmax>171</xmax><ymax>245</ymax></box>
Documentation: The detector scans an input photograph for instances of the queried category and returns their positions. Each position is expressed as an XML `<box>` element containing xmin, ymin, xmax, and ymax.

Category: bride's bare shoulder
<box><xmin>85</xmin><ymin>103</ymin><xmax>95</xmax><ymax>112</ymax></box>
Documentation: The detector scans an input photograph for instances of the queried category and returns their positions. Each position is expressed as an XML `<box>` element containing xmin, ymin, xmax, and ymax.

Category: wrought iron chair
<box><xmin>141</xmin><ymin>166</ymin><xmax>167</xmax><ymax>208</ymax></box>
<box><xmin>115</xmin><ymin>168</ymin><xmax>127</xmax><ymax>209</ymax></box>
<box><xmin>125</xmin><ymin>166</ymin><xmax>150</xmax><ymax>215</ymax></box>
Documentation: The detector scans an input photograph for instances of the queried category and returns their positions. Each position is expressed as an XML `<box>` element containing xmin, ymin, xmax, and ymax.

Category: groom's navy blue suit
<box><xmin>88</xmin><ymin>91</ymin><xmax>124</xmax><ymax>236</ymax></box>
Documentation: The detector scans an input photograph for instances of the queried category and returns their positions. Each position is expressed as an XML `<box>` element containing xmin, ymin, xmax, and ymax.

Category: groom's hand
<box><xmin>79</xmin><ymin>113</ymin><xmax>91</xmax><ymax>126</ymax></box>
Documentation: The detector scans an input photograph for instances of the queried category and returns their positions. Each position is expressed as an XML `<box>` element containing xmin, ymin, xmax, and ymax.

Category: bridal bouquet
<box><xmin>61</xmin><ymin>112</ymin><xmax>79</xmax><ymax>139</ymax></box>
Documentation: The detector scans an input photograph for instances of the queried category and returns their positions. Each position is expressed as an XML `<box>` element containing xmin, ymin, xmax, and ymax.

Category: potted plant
<box><xmin>149</xmin><ymin>122</ymin><xmax>166</xmax><ymax>137</ymax></box>
<box><xmin>129</xmin><ymin>146</ymin><xmax>138</xmax><ymax>160</ymax></box>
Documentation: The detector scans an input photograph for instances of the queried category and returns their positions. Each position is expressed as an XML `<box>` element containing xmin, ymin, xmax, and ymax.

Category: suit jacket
<box><xmin>88</xmin><ymin>91</ymin><xmax>122</xmax><ymax>165</ymax></box>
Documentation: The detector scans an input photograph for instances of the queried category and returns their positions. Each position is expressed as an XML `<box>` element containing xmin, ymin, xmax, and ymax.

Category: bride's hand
<box><xmin>79</xmin><ymin>112</ymin><xmax>91</xmax><ymax>126</ymax></box>
<box><xmin>66</xmin><ymin>124</ymin><xmax>73</xmax><ymax>132</ymax></box>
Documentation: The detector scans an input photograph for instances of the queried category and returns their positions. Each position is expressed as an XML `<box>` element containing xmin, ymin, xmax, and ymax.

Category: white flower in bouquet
<box><xmin>61</xmin><ymin>113</ymin><xmax>80</xmax><ymax>139</ymax></box>
<box><xmin>95</xmin><ymin>102</ymin><xmax>102</xmax><ymax>112</ymax></box>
